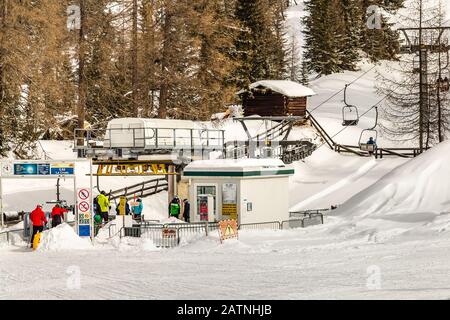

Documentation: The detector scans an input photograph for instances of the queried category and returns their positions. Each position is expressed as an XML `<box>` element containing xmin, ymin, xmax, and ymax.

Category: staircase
<box><xmin>107</xmin><ymin>178</ymin><xmax>168</xmax><ymax>201</ymax></box>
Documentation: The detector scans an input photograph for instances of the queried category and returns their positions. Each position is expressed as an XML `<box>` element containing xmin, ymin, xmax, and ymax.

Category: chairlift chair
<box><xmin>358</xmin><ymin>106</ymin><xmax>379</xmax><ymax>154</ymax></box>
<box><xmin>342</xmin><ymin>105</ymin><xmax>359</xmax><ymax>126</ymax></box>
<box><xmin>341</xmin><ymin>84</ymin><xmax>360</xmax><ymax>126</ymax></box>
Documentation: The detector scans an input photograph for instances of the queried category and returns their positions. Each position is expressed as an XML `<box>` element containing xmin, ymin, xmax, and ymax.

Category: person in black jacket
<box><xmin>183</xmin><ymin>199</ymin><xmax>190</xmax><ymax>223</ymax></box>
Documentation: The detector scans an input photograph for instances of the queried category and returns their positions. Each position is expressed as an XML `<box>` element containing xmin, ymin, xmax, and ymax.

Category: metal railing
<box><xmin>281</xmin><ymin>219</ymin><xmax>306</xmax><ymax>229</ymax></box>
<box><xmin>224</xmin><ymin>139</ymin><xmax>317</xmax><ymax>163</ymax></box>
<box><xmin>1</xmin><ymin>214</ymin><xmax>325</xmax><ymax>247</ymax></box>
<box><xmin>107</xmin><ymin>178</ymin><xmax>168</xmax><ymax>201</ymax></box>
<box><xmin>74</xmin><ymin>127</ymin><xmax>225</xmax><ymax>151</ymax></box>
<box><xmin>0</xmin><ymin>228</ymin><xmax>27</xmax><ymax>245</ymax></box>
<box><xmin>290</xmin><ymin>209</ymin><xmax>330</xmax><ymax>218</ymax></box>
<box><xmin>239</xmin><ymin>221</ymin><xmax>281</xmax><ymax>231</ymax></box>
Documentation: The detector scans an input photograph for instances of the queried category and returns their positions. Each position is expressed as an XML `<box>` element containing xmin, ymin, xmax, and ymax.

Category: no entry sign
<box><xmin>78</xmin><ymin>189</ymin><xmax>90</xmax><ymax>200</ymax></box>
<box><xmin>77</xmin><ymin>187</ymin><xmax>93</xmax><ymax>238</ymax></box>
<box><xmin>78</xmin><ymin>201</ymin><xmax>90</xmax><ymax>212</ymax></box>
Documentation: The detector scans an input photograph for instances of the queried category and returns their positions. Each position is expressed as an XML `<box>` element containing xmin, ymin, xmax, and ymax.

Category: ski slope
<box><xmin>1</xmin><ymin>137</ymin><xmax>449</xmax><ymax>299</ymax></box>
<box><xmin>1</xmin><ymin>2</ymin><xmax>450</xmax><ymax>299</ymax></box>
<box><xmin>289</xmin><ymin>147</ymin><xmax>408</xmax><ymax>211</ymax></box>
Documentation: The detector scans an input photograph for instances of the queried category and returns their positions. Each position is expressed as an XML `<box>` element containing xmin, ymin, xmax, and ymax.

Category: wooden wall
<box><xmin>243</xmin><ymin>92</ymin><xmax>308</xmax><ymax>117</ymax></box>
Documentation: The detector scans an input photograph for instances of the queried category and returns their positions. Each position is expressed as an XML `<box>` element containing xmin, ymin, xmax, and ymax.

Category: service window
<box><xmin>196</xmin><ymin>186</ymin><xmax>217</xmax><ymax>219</ymax></box>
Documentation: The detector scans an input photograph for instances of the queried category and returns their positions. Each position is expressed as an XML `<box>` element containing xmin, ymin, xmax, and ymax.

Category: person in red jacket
<box><xmin>51</xmin><ymin>204</ymin><xmax>68</xmax><ymax>228</ymax></box>
<box><xmin>30</xmin><ymin>204</ymin><xmax>47</xmax><ymax>248</ymax></box>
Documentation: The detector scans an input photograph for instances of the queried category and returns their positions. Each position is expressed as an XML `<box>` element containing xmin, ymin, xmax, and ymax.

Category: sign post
<box><xmin>0</xmin><ymin>160</ymin><xmax>78</xmax><ymax>230</ymax></box>
<box><xmin>77</xmin><ymin>187</ymin><xmax>93</xmax><ymax>238</ymax></box>
<box><xmin>218</xmin><ymin>219</ymin><xmax>239</xmax><ymax>243</ymax></box>
<box><xmin>222</xmin><ymin>183</ymin><xmax>238</xmax><ymax>220</ymax></box>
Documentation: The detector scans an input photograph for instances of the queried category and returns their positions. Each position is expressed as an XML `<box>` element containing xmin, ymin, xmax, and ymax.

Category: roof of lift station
<box><xmin>183</xmin><ymin>158</ymin><xmax>295</xmax><ymax>177</ymax></box>
<box><xmin>106</xmin><ymin>118</ymin><xmax>214</xmax><ymax>130</ymax></box>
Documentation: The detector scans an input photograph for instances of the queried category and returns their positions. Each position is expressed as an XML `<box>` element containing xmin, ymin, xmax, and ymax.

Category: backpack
<box><xmin>170</xmin><ymin>203</ymin><xmax>180</xmax><ymax>216</ymax></box>
<box><xmin>93</xmin><ymin>196</ymin><xmax>100</xmax><ymax>215</ymax></box>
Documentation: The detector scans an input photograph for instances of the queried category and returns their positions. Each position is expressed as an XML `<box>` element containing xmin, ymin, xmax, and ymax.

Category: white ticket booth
<box><xmin>182</xmin><ymin>159</ymin><xmax>294</xmax><ymax>224</ymax></box>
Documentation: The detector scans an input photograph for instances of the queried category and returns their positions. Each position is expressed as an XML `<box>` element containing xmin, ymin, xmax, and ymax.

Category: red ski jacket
<box><xmin>30</xmin><ymin>207</ymin><xmax>48</xmax><ymax>227</ymax></box>
<box><xmin>51</xmin><ymin>207</ymin><xmax>68</xmax><ymax>219</ymax></box>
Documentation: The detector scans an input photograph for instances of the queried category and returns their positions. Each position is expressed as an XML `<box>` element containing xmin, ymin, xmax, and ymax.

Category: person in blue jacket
<box><xmin>132</xmin><ymin>198</ymin><xmax>144</xmax><ymax>222</ymax></box>
<box><xmin>367</xmin><ymin>137</ymin><xmax>376</xmax><ymax>145</ymax></box>
<box><xmin>366</xmin><ymin>137</ymin><xmax>376</xmax><ymax>154</ymax></box>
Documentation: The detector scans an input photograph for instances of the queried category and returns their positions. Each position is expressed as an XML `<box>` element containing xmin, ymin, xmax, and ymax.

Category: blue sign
<box><xmin>14</xmin><ymin>164</ymin><xmax>38</xmax><ymax>175</ymax></box>
<box><xmin>38</xmin><ymin>164</ymin><xmax>50</xmax><ymax>175</ymax></box>
<box><xmin>78</xmin><ymin>225</ymin><xmax>91</xmax><ymax>237</ymax></box>
<box><xmin>11</xmin><ymin>162</ymin><xmax>75</xmax><ymax>176</ymax></box>
<box><xmin>50</xmin><ymin>163</ymin><xmax>75</xmax><ymax>175</ymax></box>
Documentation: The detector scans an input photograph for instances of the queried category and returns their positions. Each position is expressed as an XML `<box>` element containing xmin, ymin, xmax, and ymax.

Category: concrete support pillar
<box><xmin>167</xmin><ymin>165</ymin><xmax>176</xmax><ymax>203</ymax></box>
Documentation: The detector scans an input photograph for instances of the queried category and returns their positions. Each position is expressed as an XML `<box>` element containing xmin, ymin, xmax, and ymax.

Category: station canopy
<box><xmin>183</xmin><ymin>158</ymin><xmax>294</xmax><ymax>177</ymax></box>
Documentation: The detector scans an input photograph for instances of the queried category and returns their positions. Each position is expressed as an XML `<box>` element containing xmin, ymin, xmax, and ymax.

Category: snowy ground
<box><xmin>1</xmin><ymin>140</ymin><xmax>449</xmax><ymax>299</ymax></box>
<box><xmin>1</xmin><ymin>225</ymin><xmax>450</xmax><ymax>300</ymax></box>
<box><xmin>1</xmin><ymin>2</ymin><xmax>449</xmax><ymax>299</ymax></box>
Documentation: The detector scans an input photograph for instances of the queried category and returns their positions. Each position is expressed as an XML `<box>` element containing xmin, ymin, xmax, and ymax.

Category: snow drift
<box><xmin>334</xmin><ymin>140</ymin><xmax>450</xmax><ymax>224</ymax></box>
<box><xmin>37</xmin><ymin>224</ymin><xmax>93</xmax><ymax>252</ymax></box>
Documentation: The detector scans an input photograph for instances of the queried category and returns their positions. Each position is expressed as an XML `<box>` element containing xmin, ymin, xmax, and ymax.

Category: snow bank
<box><xmin>327</xmin><ymin>141</ymin><xmax>450</xmax><ymax>240</ymax></box>
<box><xmin>337</xmin><ymin>140</ymin><xmax>450</xmax><ymax>219</ymax></box>
<box><xmin>117</xmin><ymin>237</ymin><xmax>161</xmax><ymax>252</ymax></box>
<box><xmin>37</xmin><ymin>224</ymin><xmax>93</xmax><ymax>252</ymax></box>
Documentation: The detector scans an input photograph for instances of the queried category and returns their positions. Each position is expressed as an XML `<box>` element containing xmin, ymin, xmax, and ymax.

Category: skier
<box><xmin>367</xmin><ymin>137</ymin><xmax>376</xmax><ymax>145</ymax></box>
<box><xmin>97</xmin><ymin>191</ymin><xmax>111</xmax><ymax>223</ymax></box>
<box><xmin>183</xmin><ymin>199</ymin><xmax>190</xmax><ymax>223</ymax></box>
<box><xmin>169</xmin><ymin>196</ymin><xmax>181</xmax><ymax>219</ymax></box>
<box><xmin>51</xmin><ymin>203</ymin><xmax>68</xmax><ymax>228</ymax></box>
<box><xmin>132</xmin><ymin>198</ymin><xmax>144</xmax><ymax>222</ymax></box>
<box><xmin>30</xmin><ymin>204</ymin><xmax>47</xmax><ymax>248</ymax></box>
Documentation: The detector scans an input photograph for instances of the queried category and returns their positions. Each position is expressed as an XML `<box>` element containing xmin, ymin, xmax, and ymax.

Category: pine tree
<box><xmin>232</xmin><ymin>0</ymin><xmax>287</xmax><ymax>88</ymax></box>
<box><xmin>359</xmin><ymin>0</ymin><xmax>404</xmax><ymax>61</ymax></box>
<box><xmin>300</xmin><ymin>59</ymin><xmax>310</xmax><ymax>86</ymax></box>
<box><xmin>303</xmin><ymin>0</ymin><xmax>344</xmax><ymax>76</ymax></box>
<box><xmin>377</xmin><ymin>0</ymin><xmax>449</xmax><ymax>147</ymax></box>
<box><xmin>286</xmin><ymin>35</ymin><xmax>301</xmax><ymax>82</ymax></box>
<box><xmin>190</xmin><ymin>0</ymin><xmax>237</xmax><ymax>120</ymax></box>
<box><xmin>340</xmin><ymin>0</ymin><xmax>362</xmax><ymax>71</ymax></box>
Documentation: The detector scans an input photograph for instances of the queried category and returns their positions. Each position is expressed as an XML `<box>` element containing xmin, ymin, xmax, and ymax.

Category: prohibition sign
<box><xmin>78</xmin><ymin>189</ymin><xmax>90</xmax><ymax>200</ymax></box>
<box><xmin>78</xmin><ymin>201</ymin><xmax>90</xmax><ymax>212</ymax></box>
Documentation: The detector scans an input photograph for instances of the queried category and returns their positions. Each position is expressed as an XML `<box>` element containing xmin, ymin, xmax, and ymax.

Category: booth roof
<box><xmin>183</xmin><ymin>158</ymin><xmax>294</xmax><ymax>177</ymax></box>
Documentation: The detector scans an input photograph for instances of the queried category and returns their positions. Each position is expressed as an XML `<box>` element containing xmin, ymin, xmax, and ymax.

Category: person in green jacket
<box><xmin>97</xmin><ymin>191</ymin><xmax>111</xmax><ymax>223</ymax></box>
<box><xmin>169</xmin><ymin>196</ymin><xmax>181</xmax><ymax>219</ymax></box>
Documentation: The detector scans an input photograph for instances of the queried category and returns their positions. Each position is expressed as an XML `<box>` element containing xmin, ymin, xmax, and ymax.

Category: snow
<box><xmin>1</xmin><ymin>2</ymin><xmax>450</xmax><ymax>300</ymax></box>
<box><xmin>185</xmin><ymin>158</ymin><xmax>286</xmax><ymax>169</ymax></box>
<box><xmin>330</xmin><ymin>140</ymin><xmax>450</xmax><ymax>233</ymax></box>
<box><xmin>1</xmin><ymin>136</ymin><xmax>449</xmax><ymax>299</ymax></box>
<box><xmin>289</xmin><ymin>147</ymin><xmax>408</xmax><ymax>211</ymax></box>
<box><xmin>37</xmin><ymin>224</ymin><xmax>93</xmax><ymax>252</ymax></box>
<box><xmin>237</xmin><ymin>80</ymin><xmax>316</xmax><ymax>98</ymax></box>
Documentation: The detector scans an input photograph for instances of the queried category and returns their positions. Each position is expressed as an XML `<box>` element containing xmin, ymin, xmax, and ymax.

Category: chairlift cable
<box><xmin>308</xmin><ymin>65</ymin><xmax>377</xmax><ymax>114</ymax></box>
<box><xmin>312</xmin><ymin>83</ymin><xmax>401</xmax><ymax>153</ymax></box>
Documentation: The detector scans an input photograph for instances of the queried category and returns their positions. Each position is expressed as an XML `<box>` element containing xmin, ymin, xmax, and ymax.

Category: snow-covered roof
<box><xmin>237</xmin><ymin>80</ymin><xmax>317</xmax><ymax>98</ymax></box>
<box><xmin>184</xmin><ymin>158</ymin><xmax>294</xmax><ymax>177</ymax></box>
<box><xmin>107</xmin><ymin>118</ymin><xmax>198</xmax><ymax>129</ymax></box>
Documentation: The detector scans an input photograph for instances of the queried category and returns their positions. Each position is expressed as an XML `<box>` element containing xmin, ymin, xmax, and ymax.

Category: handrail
<box><xmin>108</xmin><ymin>177</ymin><xmax>167</xmax><ymax>200</ymax></box>
<box><xmin>74</xmin><ymin>127</ymin><xmax>225</xmax><ymax>150</ymax></box>
<box><xmin>306</xmin><ymin>110</ymin><xmax>335</xmax><ymax>149</ymax></box>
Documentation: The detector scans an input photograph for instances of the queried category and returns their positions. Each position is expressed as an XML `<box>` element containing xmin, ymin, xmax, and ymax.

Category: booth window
<box><xmin>196</xmin><ymin>186</ymin><xmax>217</xmax><ymax>215</ymax></box>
